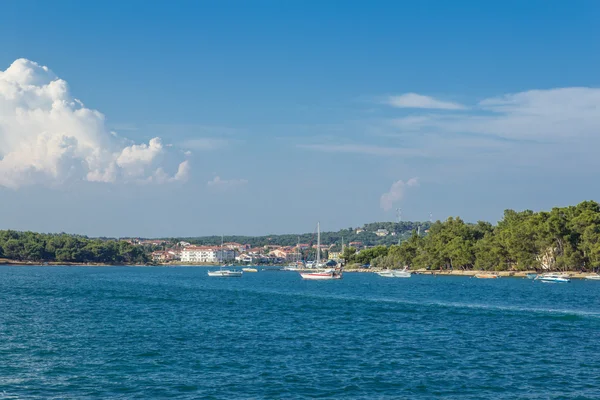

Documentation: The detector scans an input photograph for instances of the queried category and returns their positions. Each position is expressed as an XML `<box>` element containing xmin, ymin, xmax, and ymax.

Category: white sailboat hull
<box><xmin>585</xmin><ymin>274</ymin><xmax>600</xmax><ymax>280</ymax></box>
<box><xmin>300</xmin><ymin>270</ymin><xmax>342</xmax><ymax>280</ymax></box>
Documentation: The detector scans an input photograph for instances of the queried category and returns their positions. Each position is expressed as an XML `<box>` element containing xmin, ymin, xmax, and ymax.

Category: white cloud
<box><xmin>391</xmin><ymin>87</ymin><xmax>600</xmax><ymax>141</ymax></box>
<box><xmin>207</xmin><ymin>175</ymin><xmax>248</xmax><ymax>190</ymax></box>
<box><xmin>145</xmin><ymin>160</ymin><xmax>190</xmax><ymax>184</ymax></box>
<box><xmin>173</xmin><ymin>160</ymin><xmax>190</xmax><ymax>181</ymax></box>
<box><xmin>380</xmin><ymin>178</ymin><xmax>418</xmax><ymax>211</ymax></box>
<box><xmin>0</xmin><ymin>58</ymin><xmax>187</xmax><ymax>189</ymax></box>
<box><xmin>386</xmin><ymin>93</ymin><xmax>466</xmax><ymax>110</ymax></box>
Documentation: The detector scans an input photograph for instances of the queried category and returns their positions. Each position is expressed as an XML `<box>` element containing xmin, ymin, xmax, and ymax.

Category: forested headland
<box><xmin>0</xmin><ymin>231</ymin><xmax>148</xmax><ymax>264</ymax></box>
<box><xmin>344</xmin><ymin>201</ymin><xmax>600</xmax><ymax>272</ymax></box>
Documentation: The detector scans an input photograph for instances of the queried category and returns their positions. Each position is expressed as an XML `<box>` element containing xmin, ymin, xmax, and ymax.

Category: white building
<box><xmin>181</xmin><ymin>246</ymin><xmax>236</xmax><ymax>263</ymax></box>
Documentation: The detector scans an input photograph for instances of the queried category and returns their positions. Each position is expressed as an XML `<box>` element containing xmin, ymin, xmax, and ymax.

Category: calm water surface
<box><xmin>0</xmin><ymin>266</ymin><xmax>599</xmax><ymax>399</ymax></box>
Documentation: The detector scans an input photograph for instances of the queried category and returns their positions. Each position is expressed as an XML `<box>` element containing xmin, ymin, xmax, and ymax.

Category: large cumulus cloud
<box><xmin>0</xmin><ymin>58</ymin><xmax>189</xmax><ymax>189</ymax></box>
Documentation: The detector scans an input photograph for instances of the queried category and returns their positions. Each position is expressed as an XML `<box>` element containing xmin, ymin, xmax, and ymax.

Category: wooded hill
<box><xmin>165</xmin><ymin>221</ymin><xmax>432</xmax><ymax>248</ymax></box>
<box><xmin>0</xmin><ymin>231</ymin><xmax>148</xmax><ymax>264</ymax></box>
<box><xmin>346</xmin><ymin>201</ymin><xmax>600</xmax><ymax>272</ymax></box>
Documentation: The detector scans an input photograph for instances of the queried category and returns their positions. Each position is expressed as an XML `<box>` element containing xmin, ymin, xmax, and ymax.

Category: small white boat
<box><xmin>585</xmin><ymin>273</ymin><xmax>600</xmax><ymax>280</ymax></box>
<box><xmin>242</xmin><ymin>267</ymin><xmax>258</xmax><ymax>273</ymax></box>
<box><xmin>536</xmin><ymin>273</ymin><xmax>570</xmax><ymax>283</ymax></box>
<box><xmin>377</xmin><ymin>267</ymin><xmax>411</xmax><ymax>278</ymax></box>
<box><xmin>208</xmin><ymin>269</ymin><xmax>243</xmax><ymax>277</ymax></box>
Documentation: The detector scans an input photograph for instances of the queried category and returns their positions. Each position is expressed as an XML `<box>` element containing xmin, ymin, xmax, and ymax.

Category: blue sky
<box><xmin>1</xmin><ymin>0</ymin><xmax>599</xmax><ymax>237</ymax></box>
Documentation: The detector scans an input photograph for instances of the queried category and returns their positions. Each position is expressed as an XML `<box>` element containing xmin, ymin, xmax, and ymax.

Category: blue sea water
<box><xmin>0</xmin><ymin>267</ymin><xmax>599</xmax><ymax>399</ymax></box>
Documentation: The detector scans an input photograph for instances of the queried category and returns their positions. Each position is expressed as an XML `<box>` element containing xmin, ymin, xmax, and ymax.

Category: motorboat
<box><xmin>242</xmin><ymin>267</ymin><xmax>258</xmax><ymax>273</ymax></box>
<box><xmin>376</xmin><ymin>267</ymin><xmax>411</xmax><ymax>278</ymax></box>
<box><xmin>536</xmin><ymin>273</ymin><xmax>570</xmax><ymax>283</ymax></box>
<box><xmin>208</xmin><ymin>269</ymin><xmax>243</xmax><ymax>277</ymax></box>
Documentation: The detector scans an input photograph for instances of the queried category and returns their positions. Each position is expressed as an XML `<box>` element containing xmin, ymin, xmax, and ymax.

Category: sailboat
<box><xmin>299</xmin><ymin>222</ymin><xmax>342</xmax><ymax>280</ymax></box>
<box><xmin>208</xmin><ymin>235</ymin><xmax>243</xmax><ymax>277</ymax></box>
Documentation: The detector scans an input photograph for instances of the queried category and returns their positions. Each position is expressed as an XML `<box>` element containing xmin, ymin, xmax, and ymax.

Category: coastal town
<box><xmin>120</xmin><ymin>223</ymin><xmax>428</xmax><ymax>265</ymax></box>
<box><xmin>143</xmin><ymin>240</ymin><xmax>359</xmax><ymax>265</ymax></box>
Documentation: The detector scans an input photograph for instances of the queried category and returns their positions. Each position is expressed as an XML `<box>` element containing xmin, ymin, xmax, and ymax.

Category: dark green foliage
<box><xmin>0</xmin><ymin>231</ymin><xmax>148</xmax><ymax>264</ymax></box>
<box><xmin>350</xmin><ymin>201</ymin><xmax>600</xmax><ymax>272</ymax></box>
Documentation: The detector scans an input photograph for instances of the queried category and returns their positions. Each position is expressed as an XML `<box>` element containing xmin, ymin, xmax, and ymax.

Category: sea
<box><xmin>0</xmin><ymin>266</ymin><xmax>599</xmax><ymax>399</ymax></box>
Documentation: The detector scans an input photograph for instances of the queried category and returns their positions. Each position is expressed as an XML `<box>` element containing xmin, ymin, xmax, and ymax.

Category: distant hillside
<box><xmin>161</xmin><ymin>221</ymin><xmax>432</xmax><ymax>248</ymax></box>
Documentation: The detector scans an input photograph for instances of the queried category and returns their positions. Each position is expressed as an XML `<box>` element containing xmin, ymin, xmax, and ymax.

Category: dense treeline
<box><xmin>0</xmin><ymin>231</ymin><xmax>148</xmax><ymax>264</ymax></box>
<box><xmin>345</xmin><ymin>201</ymin><xmax>600</xmax><ymax>272</ymax></box>
<box><xmin>168</xmin><ymin>221</ymin><xmax>431</xmax><ymax>248</ymax></box>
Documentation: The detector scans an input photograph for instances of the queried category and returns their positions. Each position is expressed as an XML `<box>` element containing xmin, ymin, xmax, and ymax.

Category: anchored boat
<box><xmin>536</xmin><ymin>273</ymin><xmax>570</xmax><ymax>283</ymax></box>
<box><xmin>299</xmin><ymin>222</ymin><xmax>343</xmax><ymax>280</ymax></box>
<box><xmin>376</xmin><ymin>267</ymin><xmax>411</xmax><ymax>278</ymax></box>
<box><xmin>208</xmin><ymin>235</ymin><xmax>243</xmax><ymax>277</ymax></box>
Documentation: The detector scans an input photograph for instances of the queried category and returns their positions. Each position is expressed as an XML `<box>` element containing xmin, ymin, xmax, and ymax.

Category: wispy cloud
<box><xmin>391</xmin><ymin>87</ymin><xmax>600</xmax><ymax>141</ymax></box>
<box><xmin>297</xmin><ymin>143</ymin><xmax>426</xmax><ymax>157</ymax></box>
<box><xmin>386</xmin><ymin>93</ymin><xmax>466</xmax><ymax>110</ymax></box>
<box><xmin>207</xmin><ymin>176</ymin><xmax>248</xmax><ymax>190</ymax></box>
<box><xmin>380</xmin><ymin>178</ymin><xmax>419</xmax><ymax>211</ymax></box>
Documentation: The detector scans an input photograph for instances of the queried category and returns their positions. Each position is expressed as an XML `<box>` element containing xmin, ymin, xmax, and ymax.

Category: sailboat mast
<box><xmin>316</xmin><ymin>222</ymin><xmax>320</xmax><ymax>267</ymax></box>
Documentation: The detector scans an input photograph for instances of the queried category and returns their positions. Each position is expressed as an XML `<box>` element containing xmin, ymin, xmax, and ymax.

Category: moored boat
<box><xmin>242</xmin><ymin>267</ymin><xmax>258</xmax><ymax>273</ymax></box>
<box><xmin>584</xmin><ymin>273</ymin><xmax>600</xmax><ymax>280</ymax></box>
<box><xmin>208</xmin><ymin>269</ymin><xmax>243</xmax><ymax>277</ymax></box>
<box><xmin>376</xmin><ymin>267</ymin><xmax>411</xmax><ymax>278</ymax></box>
<box><xmin>300</xmin><ymin>268</ymin><xmax>343</xmax><ymax>280</ymax></box>
<box><xmin>208</xmin><ymin>235</ymin><xmax>243</xmax><ymax>277</ymax></box>
<box><xmin>299</xmin><ymin>222</ymin><xmax>343</xmax><ymax>280</ymax></box>
<box><xmin>536</xmin><ymin>273</ymin><xmax>570</xmax><ymax>283</ymax></box>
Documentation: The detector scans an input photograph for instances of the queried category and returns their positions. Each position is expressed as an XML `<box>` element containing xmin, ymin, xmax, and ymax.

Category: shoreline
<box><xmin>346</xmin><ymin>268</ymin><xmax>597</xmax><ymax>279</ymax></box>
<box><xmin>0</xmin><ymin>259</ymin><xmax>598</xmax><ymax>279</ymax></box>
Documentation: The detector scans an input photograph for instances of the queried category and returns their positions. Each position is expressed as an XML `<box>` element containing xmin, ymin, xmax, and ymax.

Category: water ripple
<box><xmin>0</xmin><ymin>267</ymin><xmax>599</xmax><ymax>399</ymax></box>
